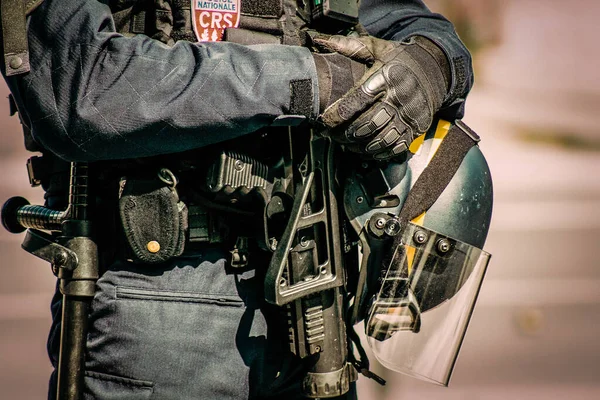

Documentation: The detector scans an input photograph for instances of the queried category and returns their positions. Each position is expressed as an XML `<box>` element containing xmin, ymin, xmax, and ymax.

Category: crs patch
<box><xmin>192</xmin><ymin>0</ymin><xmax>241</xmax><ymax>42</ymax></box>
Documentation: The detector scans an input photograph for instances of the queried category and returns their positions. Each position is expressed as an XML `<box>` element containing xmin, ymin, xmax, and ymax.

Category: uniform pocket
<box><xmin>86</xmin><ymin>268</ymin><xmax>260</xmax><ymax>399</ymax></box>
<box><xmin>84</xmin><ymin>370</ymin><xmax>153</xmax><ymax>400</ymax></box>
<box><xmin>116</xmin><ymin>286</ymin><xmax>245</xmax><ymax>307</ymax></box>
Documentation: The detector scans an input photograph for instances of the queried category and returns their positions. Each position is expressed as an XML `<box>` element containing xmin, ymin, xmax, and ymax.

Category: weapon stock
<box><xmin>264</xmin><ymin>129</ymin><xmax>358</xmax><ymax>398</ymax></box>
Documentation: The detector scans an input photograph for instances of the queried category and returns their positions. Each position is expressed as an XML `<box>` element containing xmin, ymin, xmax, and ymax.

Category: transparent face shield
<box><xmin>365</xmin><ymin>222</ymin><xmax>491</xmax><ymax>386</ymax></box>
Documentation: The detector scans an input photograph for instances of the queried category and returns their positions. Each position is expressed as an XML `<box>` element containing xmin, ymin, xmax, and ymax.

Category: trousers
<box><xmin>47</xmin><ymin>244</ymin><xmax>357</xmax><ymax>399</ymax></box>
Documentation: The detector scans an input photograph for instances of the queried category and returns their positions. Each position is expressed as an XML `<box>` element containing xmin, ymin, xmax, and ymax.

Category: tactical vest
<box><xmin>110</xmin><ymin>0</ymin><xmax>312</xmax><ymax>47</ymax></box>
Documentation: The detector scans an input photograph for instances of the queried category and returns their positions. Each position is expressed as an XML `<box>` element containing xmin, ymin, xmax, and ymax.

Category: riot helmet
<box><xmin>344</xmin><ymin>119</ymin><xmax>493</xmax><ymax>386</ymax></box>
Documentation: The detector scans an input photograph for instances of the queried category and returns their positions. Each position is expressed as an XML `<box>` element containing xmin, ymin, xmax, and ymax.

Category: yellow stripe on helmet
<box><xmin>406</xmin><ymin>119</ymin><xmax>451</xmax><ymax>274</ymax></box>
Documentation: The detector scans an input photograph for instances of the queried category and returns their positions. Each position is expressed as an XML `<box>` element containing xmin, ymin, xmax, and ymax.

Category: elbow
<box><xmin>31</xmin><ymin>114</ymin><xmax>104</xmax><ymax>162</ymax></box>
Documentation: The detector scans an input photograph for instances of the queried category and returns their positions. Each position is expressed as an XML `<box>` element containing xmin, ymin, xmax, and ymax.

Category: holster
<box><xmin>119</xmin><ymin>174</ymin><xmax>188</xmax><ymax>264</ymax></box>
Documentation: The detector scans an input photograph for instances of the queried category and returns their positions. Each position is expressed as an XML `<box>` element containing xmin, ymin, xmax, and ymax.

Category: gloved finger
<box><xmin>344</xmin><ymin>102</ymin><xmax>395</xmax><ymax>143</ymax></box>
<box><xmin>345</xmin><ymin>103</ymin><xmax>413</xmax><ymax>160</ymax></box>
<box><xmin>343</xmin><ymin>128</ymin><xmax>412</xmax><ymax>161</ymax></box>
<box><xmin>371</xmin><ymin>139</ymin><xmax>411</xmax><ymax>160</ymax></box>
<box><xmin>310</xmin><ymin>34</ymin><xmax>377</xmax><ymax>64</ymax></box>
<box><xmin>318</xmin><ymin>98</ymin><xmax>388</xmax><ymax>145</ymax></box>
<box><xmin>311</xmin><ymin>33</ymin><xmax>403</xmax><ymax>65</ymax></box>
<box><xmin>366</xmin><ymin>119</ymin><xmax>412</xmax><ymax>160</ymax></box>
<box><xmin>320</xmin><ymin>83</ymin><xmax>381</xmax><ymax>129</ymax></box>
<box><xmin>352</xmin><ymin>24</ymin><xmax>370</xmax><ymax>37</ymax></box>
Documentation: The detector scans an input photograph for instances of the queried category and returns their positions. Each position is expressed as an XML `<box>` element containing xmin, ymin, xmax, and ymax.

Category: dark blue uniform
<box><xmin>4</xmin><ymin>0</ymin><xmax>472</xmax><ymax>162</ymax></box>
<box><xmin>1</xmin><ymin>1</ymin><xmax>474</xmax><ymax>399</ymax></box>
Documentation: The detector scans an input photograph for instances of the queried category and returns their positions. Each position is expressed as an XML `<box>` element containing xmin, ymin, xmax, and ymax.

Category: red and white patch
<box><xmin>192</xmin><ymin>0</ymin><xmax>241</xmax><ymax>42</ymax></box>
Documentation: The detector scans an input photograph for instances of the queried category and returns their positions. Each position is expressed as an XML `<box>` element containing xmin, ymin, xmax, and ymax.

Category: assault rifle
<box><xmin>266</xmin><ymin>4</ymin><xmax>376</xmax><ymax>395</ymax></box>
<box><xmin>215</xmin><ymin>3</ymin><xmax>371</xmax><ymax>397</ymax></box>
<box><xmin>263</xmin><ymin>126</ymin><xmax>360</xmax><ymax>398</ymax></box>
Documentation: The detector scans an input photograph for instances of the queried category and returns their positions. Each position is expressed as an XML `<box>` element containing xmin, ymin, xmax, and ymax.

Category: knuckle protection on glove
<box><xmin>363</xmin><ymin>36</ymin><xmax>449</xmax><ymax>131</ymax></box>
<box><xmin>362</xmin><ymin>69</ymin><xmax>387</xmax><ymax>96</ymax></box>
<box><xmin>383</xmin><ymin>61</ymin><xmax>433</xmax><ymax>132</ymax></box>
<box><xmin>316</xmin><ymin>34</ymin><xmax>451</xmax><ymax>162</ymax></box>
<box><xmin>344</xmin><ymin>103</ymin><xmax>412</xmax><ymax>160</ymax></box>
<box><xmin>365</xmin><ymin>125</ymin><xmax>409</xmax><ymax>159</ymax></box>
<box><xmin>347</xmin><ymin>105</ymin><xmax>393</xmax><ymax>140</ymax></box>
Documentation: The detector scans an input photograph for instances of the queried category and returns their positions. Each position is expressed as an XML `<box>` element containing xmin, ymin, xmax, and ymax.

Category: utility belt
<box><xmin>27</xmin><ymin>137</ymin><xmax>280</xmax><ymax>269</ymax></box>
<box><xmin>116</xmin><ymin>165</ymin><xmax>265</xmax><ymax>267</ymax></box>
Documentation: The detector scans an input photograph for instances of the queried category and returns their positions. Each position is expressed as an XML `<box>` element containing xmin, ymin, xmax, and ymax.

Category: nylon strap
<box><xmin>384</xmin><ymin>120</ymin><xmax>480</xmax><ymax>267</ymax></box>
<box><xmin>1</xmin><ymin>0</ymin><xmax>30</xmax><ymax>75</ymax></box>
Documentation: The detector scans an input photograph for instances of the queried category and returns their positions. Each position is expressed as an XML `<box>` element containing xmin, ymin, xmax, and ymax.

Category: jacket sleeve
<box><xmin>359</xmin><ymin>0</ymin><xmax>474</xmax><ymax>119</ymax></box>
<box><xmin>2</xmin><ymin>0</ymin><xmax>319</xmax><ymax>161</ymax></box>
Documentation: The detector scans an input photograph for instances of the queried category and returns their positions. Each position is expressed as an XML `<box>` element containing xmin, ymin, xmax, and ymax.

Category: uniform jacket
<box><xmin>1</xmin><ymin>0</ymin><xmax>473</xmax><ymax>162</ymax></box>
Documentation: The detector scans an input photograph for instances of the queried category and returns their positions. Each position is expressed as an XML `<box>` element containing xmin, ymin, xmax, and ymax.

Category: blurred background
<box><xmin>1</xmin><ymin>0</ymin><xmax>599</xmax><ymax>398</ymax></box>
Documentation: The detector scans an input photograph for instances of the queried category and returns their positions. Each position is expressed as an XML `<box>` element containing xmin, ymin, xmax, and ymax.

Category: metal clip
<box><xmin>158</xmin><ymin>168</ymin><xmax>178</xmax><ymax>188</ymax></box>
<box><xmin>229</xmin><ymin>236</ymin><xmax>250</xmax><ymax>269</ymax></box>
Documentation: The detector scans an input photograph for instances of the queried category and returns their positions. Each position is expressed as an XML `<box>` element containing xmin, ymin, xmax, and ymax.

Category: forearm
<box><xmin>6</xmin><ymin>0</ymin><xmax>318</xmax><ymax>161</ymax></box>
<box><xmin>359</xmin><ymin>0</ymin><xmax>474</xmax><ymax>118</ymax></box>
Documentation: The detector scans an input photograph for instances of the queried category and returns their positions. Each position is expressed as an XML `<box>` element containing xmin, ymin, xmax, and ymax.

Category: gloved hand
<box><xmin>312</xmin><ymin>52</ymin><xmax>367</xmax><ymax>113</ymax></box>
<box><xmin>311</xmin><ymin>34</ymin><xmax>451</xmax><ymax>160</ymax></box>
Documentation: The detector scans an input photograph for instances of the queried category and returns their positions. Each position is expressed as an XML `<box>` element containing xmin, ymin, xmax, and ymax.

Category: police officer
<box><xmin>1</xmin><ymin>0</ymin><xmax>474</xmax><ymax>399</ymax></box>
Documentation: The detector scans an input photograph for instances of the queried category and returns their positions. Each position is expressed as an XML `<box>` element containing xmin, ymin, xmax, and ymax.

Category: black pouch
<box><xmin>118</xmin><ymin>170</ymin><xmax>188</xmax><ymax>264</ymax></box>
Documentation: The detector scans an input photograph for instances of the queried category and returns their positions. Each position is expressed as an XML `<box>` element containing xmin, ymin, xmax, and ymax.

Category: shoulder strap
<box><xmin>383</xmin><ymin>120</ymin><xmax>481</xmax><ymax>267</ymax></box>
<box><xmin>397</xmin><ymin>120</ymin><xmax>480</xmax><ymax>225</ymax></box>
<box><xmin>1</xmin><ymin>0</ymin><xmax>44</xmax><ymax>76</ymax></box>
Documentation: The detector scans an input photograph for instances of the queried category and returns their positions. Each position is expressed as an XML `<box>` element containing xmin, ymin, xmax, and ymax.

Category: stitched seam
<box><xmin>75</xmin><ymin>47</ymin><xmax>180</xmax><ymax>152</ymax></box>
<box><xmin>117</xmin><ymin>286</ymin><xmax>244</xmax><ymax>301</ymax></box>
<box><xmin>83</xmin><ymin>43</ymin><xmax>181</xmax><ymax>65</ymax></box>
<box><xmin>117</xmin><ymin>293</ymin><xmax>244</xmax><ymax>306</ymax></box>
<box><xmin>348</xmin><ymin>41</ymin><xmax>370</xmax><ymax>60</ymax></box>
<box><xmin>245</xmin><ymin>60</ymin><xmax>266</xmax><ymax>97</ymax></box>
<box><xmin>117</xmin><ymin>286</ymin><xmax>244</xmax><ymax>305</ymax></box>
<box><xmin>74</xmin><ymin>44</ymin><xmax>186</xmax><ymax>146</ymax></box>
<box><xmin>105</xmin><ymin>50</ymin><xmax>182</xmax><ymax>132</ymax></box>
<box><xmin>230</xmin><ymin>58</ymin><xmax>280</xmax><ymax>109</ymax></box>
<box><xmin>85</xmin><ymin>371</ymin><xmax>154</xmax><ymax>389</ymax></box>
<box><xmin>44</xmin><ymin>52</ymin><xmax>96</xmax><ymax>158</ymax></box>
<box><xmin>76</xmin><ymin>98</ymin><xmax>156</xmax><ymax>155</ymax></box>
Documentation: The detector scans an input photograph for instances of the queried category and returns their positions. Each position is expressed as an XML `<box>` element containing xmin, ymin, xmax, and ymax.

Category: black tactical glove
<box><xmin>311</xmin><ymin>34</ymin><xmax>451</xmax><ymax>160</ymax></box>
<box><xmin>312</xmin><ymin>53</ymin><xmax>368</xmax><ymax>113</ymax></box>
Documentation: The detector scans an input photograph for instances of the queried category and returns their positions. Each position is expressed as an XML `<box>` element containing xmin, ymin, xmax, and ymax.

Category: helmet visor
<box><xmin>365</xmin><ymin>222</ymin><xmax>491</xmax><ymax>386</ymax></box>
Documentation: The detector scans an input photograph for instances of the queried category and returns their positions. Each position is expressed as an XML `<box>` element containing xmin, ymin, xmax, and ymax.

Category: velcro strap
<box><xmin>223</xmin><ymin>27</ymin><xmax>280</xmax><ymax>45</ymax></box>
<box><xmin>384</xmin><ymin>120</ymin><xmax>480</xmax><ymax>267</ymax></box>
<box><xmin>241</xmin><ymin>0</ymin><xmax>283</xmax><ymax>18</ymax></box>
<box><xmin>2</xmin><ymin>0</ymin><xmax>30</xmax><ymax>75</ymax></box>
<box><xmin>289</xmin><ymin>79</ymin><xmax>313</xmax><ymax>118</ymax></box>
